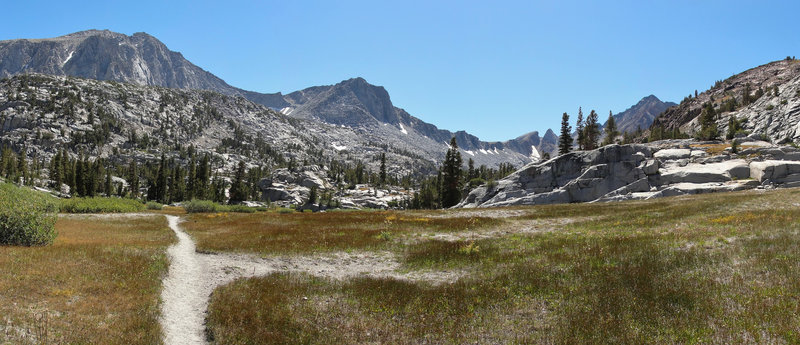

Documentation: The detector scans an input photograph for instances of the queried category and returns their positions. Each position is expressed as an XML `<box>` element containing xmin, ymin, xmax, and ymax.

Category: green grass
<box><xmin>59</xmin><ymin>197</ymin><xmax>146</xmax><ymax>213</ymax></box>
<box><xmin>204</xmin><ymin>189</ymin><xmax>800</xmax><ymax>344</ymax></box>
<box><xmin>181</xmin><ymin>210</ymin><xmax>502</xmax><ymax>255</ymax></box>
<box><xmin>183</xmin><ymin>199</ymin><xmax>263</xmax><ymax>213</ymax></box>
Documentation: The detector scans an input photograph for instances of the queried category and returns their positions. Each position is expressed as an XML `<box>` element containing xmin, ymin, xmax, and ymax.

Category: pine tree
<box><xmin>17</xmin><ymin>150</ymin><xmax>27</xmax><ymax>185</ymax></box>
<box><xmin>75</xmin><ymin>154</ymin><xmax>85</xmax><ymax>196</ymax></box>
<box><xmin>467</xmin><ymin>158</ymin><xmax>476</xmax><ymax>180</ymax></box>
<box><xmin>558</xmin><ymin>112</ymin><xmax>573</xmax><ymax>155</ymax></box>
<box><xmin>697</xmin><ymin>102</ymin><xmax>719</xmax><ymax>140</ymax></box>
<box><xmin>441</xmin><ymin>137</ymin><xmax>463</xmax><ymax>208</ymax></box>
<box><xmin>379</xmin><ymin>153</ymin><xmax>387</xmax><ymax>187</ymax></box>
<box><xmin>583</xmin><ymin>110</ymin><xmax>601</xmax><ymax>150</ymax></box>
<box><xmin>128</xmin><ymin>159</ymin><xmax>139</xmax><ymax>199</ymax></box>
<box><xmin>49</xmin><ymin>151</ymin><xmax>62</xmax><ymax>189</ymax></box>
<box><xmin>187</xmin><ymin>155</ymin><xmax>197</xmax><ymax>200</ymax></box>
<box><xmin>576</xmin><ymin>107</ymin><xmax>585</xmax><ymax>150</ymax></box>
<box><xmin>197</xmin><ymin>154</ymin><xmax>210</xmax><ymax>199</ymax></box>
<box><xmin>155</xmin><ymin>153</ymin><xmax>168</xmax><ymax>203</ymax></box>
<box><xmin>603</xmin><ymin>110</ymin><xmax>619</xmax><ymax>146</ymax></box>
<box><xmin>105</xmin><ymin>168</ymin><xmax>113</xmax><ymax>197</ymax></box>
<box><xmin>229</xmin><ymin>160</ymin><xmax>247</xmax><ymax>204</ymax></box>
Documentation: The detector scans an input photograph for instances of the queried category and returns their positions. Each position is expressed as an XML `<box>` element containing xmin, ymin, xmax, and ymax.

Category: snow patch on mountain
<box><xmin>62</xmin><ymin>51</ymin><xmax>74</xmax><ymax>66</ymax></box>
<box><xmin>530</xmin><ymin>145</ymin><xmax>541</xmax><ymax>162</ymax></box>
<box><xmin>399</xmin><ymin>123</ymin><xmax>408</xmax><ymax>135</ymax></box>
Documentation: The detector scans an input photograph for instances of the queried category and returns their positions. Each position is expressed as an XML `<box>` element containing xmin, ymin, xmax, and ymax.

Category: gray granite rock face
<box><xmin>457</xmin><ymin>140</ymin><xmax>800</xmax><ymax>208</ymax></box>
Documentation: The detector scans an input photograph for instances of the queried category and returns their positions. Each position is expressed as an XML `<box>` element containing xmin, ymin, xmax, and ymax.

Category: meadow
<box><xmin>2</xmin><ymin>186</ymin><xmax>799</xmax><ymax>344</ymax></box>
<box><xmin>198</xmin><ymin>189</ymin><xmax>800</xmax><ymax>344</ymax></box>
<box><xmin>0</xmin><ymin>215</ymin><xmax>174</xmax><ymax>344</ymax></box>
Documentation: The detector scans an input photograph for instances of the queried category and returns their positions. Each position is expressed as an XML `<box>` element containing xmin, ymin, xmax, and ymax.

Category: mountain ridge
<box><xmin>0</xmin><ymin>29</ymin><xmax>557</xmax><ymax>163</ymax></box>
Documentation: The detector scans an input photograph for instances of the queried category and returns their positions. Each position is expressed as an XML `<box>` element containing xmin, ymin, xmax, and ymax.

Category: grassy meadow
<box><xmin>0</xmin><ymin>215</ymin><xmax>174</xmax><ymax>344</ymax></box>
<box><xmin>202</xmin><ymin>189</ymin><xmax>800</xmax><ymax>344</ymax></box>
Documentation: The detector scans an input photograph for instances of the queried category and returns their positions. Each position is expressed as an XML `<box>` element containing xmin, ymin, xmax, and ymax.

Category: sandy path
<box><xmin>159</xmin><ymin>215</ymin><xmax>462</xmax><ymax>345</ymax></box>
<box><xmin>161</xmin><ymin>215</ymin><xmax>207</xmax><ymax>345</ymax></box>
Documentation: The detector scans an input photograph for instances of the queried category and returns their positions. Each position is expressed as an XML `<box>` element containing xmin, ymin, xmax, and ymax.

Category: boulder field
<box><xmin>457</xmin><ymin>139</ymin><xmax>800</xmax><ymax>208</ymax></box>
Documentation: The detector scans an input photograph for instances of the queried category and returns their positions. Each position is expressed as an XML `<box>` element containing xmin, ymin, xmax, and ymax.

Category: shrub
<box><xmin>0</xmin><ymin>183</ymin><xmax>59</xmax><ymax>246</ymax></box>
<box><xmin>60</xmin><ymin>197</ymin><xmax>146</xmax><ymax>213</ymax></box>
<box><xmin>218</xmin><ymin>204</ymin><xmax>257</xmax><ymax>213</ymax></box>
<box><xmin>277</xmin><ymin>207</ymin><xmax>295</xmax><ymax>214</ymax></box>
<box><xmin>766</xmin><ymin>104</ymin><xmax>775</xmax><ymax>110</ymax></box>
<box><xmin>146</xmin><ymin>201</ymin><xmax>163</xmax><ymax>210</ymax></box>
<box><xmin>183</xmin><ymin>199</ymin><xmax>219</xmax><ymax>213</ymax></box>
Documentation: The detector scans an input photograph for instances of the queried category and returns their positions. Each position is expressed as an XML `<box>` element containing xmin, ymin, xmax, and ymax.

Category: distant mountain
<box><xmin>271</xmin><ymin>77</ymin><xmax>559</xmax><ymax>162</ymax></box>
<box><xmin>606</xmin><ymin>95</ymin><xmax>676</xmax><ymax>134</ymax></box>
<box><xmin>0</xmin><ymin>30</ymin><xmax>555</xmax><ymax>167</ymax></box>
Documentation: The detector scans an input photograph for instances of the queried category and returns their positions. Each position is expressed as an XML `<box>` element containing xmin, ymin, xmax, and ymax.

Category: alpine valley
<box><xmin>5</xmin><ymin>29</ymin><xmax>758</xmax><ymax>209</ymax></box>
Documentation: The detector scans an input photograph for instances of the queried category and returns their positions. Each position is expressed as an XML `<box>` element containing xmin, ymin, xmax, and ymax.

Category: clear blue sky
<box><xmin>2</xmin><ymin>1</ymin><xmax>798</xmax><ymax>141</ymax></box>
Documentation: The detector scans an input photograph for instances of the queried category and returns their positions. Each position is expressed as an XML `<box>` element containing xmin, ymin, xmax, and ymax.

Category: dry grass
<box><xmin>205</xmin><ymin>188</ymin><xmax>800</xmax><ymax>344</ymax></box>
<box><xmin>0</xmin><ymin>215</ymin><xmax>174</xmax><ymax>344</ymax></box>
<box><xmin>690</xmin><ymin>143</ymin><xmax>759</xmax><ymax>155</ymax></box>
<box><xmin>181</xmin><ymin>210</ymin><xmax>501</xmax><ymax>255</ymax></box>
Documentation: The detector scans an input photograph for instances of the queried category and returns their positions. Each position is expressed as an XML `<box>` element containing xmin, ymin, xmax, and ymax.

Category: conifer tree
<box><xmin>105</xmin><ymin>168</ymin><xmax>113</xmax><ymax>197</ymax></box>
<box><xmin>603</xmin><ymin>110</ymin><xmax>619</xmax><ymax>146</ymax></box>
<box><xmin>155</xmin><ymin>153</ymin><xmax>168</xmax><ymax>203</ymax></box>
<box><xmin>75</xmin><ymin>154</ymin><xmax>85</xmax><ymax>196</ymax></box>
<box><xmin>49</xmin><ymin>151</ymin><xmax>62</xmax><ymax>189</ymax></box>
<box><xmin>467</xmin><ymin>158</ymin><xmax>476</xmax><ymax>180</ymax></box>
<box><xmin>128</xmin><ymin>159</ymin><xmax>139</xmax><ymax>199</ymax></box>
<box><xmin>576</xmin><ymin>107</ymin><xmax>585</xmax><ymax>150</ymax></box>
<box><xmin>197</xmin><ymin>154</ymin><xmax>210</xmax><ymax>199</ymax></box>
<box><xmin>229</xmin><ymin>160</ymin><xmax>247</xmax><ymax>204</ymax></box>
<box><xmin>441</xmin><ymin>137</ymin><xmax>463</xmax><ymax>208</ymax></box>
<box><xmin>379</xmin><ymin>153</ymin><xmax>387</xmax><ymax>187</ymax></box>
<box><xmin>583</xmin><ymin>110</ymin><xmax>601</xmax><ymax>150</ymax></box>
<box><xmin>698</xmin><ymin>102</ymin><xmax>719</xmax><ymax>140</ymax></box>
<box><xmin>558</xmin><ymin>112</ymin><xmax>573</xmax><ymax>155</ymax></box>
<box><xmin>187</xmin><ymin>155</ymin><xmax>197</xmax><ymax>200</ymax></box>
<box><xmin>17</xmin><ymin>150</ymin><xmax>27</xmax><ymax>185</ymax></box>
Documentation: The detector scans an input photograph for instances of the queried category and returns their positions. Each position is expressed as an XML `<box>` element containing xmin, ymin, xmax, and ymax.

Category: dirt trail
<box><xmin>159</xmin><ymin>215</ymin><xmax>462</xmax><ymax>345</ymax></box>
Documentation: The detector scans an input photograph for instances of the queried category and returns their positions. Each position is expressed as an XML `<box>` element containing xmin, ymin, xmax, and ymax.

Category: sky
<box><xmin>1</xmin><ymin>0</ymin><xmax>799</xmax><ymax>141</ymax></box>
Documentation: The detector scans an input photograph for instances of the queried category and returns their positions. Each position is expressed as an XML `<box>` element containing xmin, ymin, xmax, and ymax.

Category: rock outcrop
<box><xmin>650</xmin><ymin>59</ymin><xmax>800</xmax><ymax>143</ymax></box>
<box><xmin>458</xmin><ymin>139</ymin><xmax>800</xmax><ymax>208</ymax></box>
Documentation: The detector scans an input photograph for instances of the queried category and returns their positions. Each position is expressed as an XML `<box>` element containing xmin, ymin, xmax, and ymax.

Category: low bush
<box><xmin>0</xmin><ymin>183</ymin><xmax>59</xmax><ymax>245</ymax></box>
<box><xmin>60</xmin><ymin>197</ymin><xmax>146</xmax><ymax>213</ymax></box>
<box><xmin>220</xmin><ymin>205</ymin><xmax>257</xmax><ymax>213</ymax></box>
<box><xmin>183</xmin><ymin>199</ymin><xmax>219</xmax><ymax>213</ymax></box>
<box><xmin>146</xmin><ymin>201</ymin><xmax>164</xmax><ymax>210</ymax></box>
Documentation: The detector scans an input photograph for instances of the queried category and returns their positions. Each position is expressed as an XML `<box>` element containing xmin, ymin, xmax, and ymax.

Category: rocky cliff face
<box><xmin>0</xmin><ymin>30</ymin><xmax>271</xmax><ymax>99</ymax></box>
<box><xmin>458</xmin><ymin>139</ymin><xmax>800</xmax><ymax>208</ymax></box>
<box><xmin>608</xmin><ymin>95</ymin><xmax>675</xmax><ymax>134</ymax></box>
<box><xmin>651</xmin><ymin>59</ymin><xmax>800</xmax><ymax>142</ymax></box>
<box><xmin>0</xmin><ymin>30</ymin><xmax>552</xmax><ymax>168</ymax></box>
<box><xmin>275</xmin><ymin>77</ymin><xmax>555</xmax><ymax>166</ymax></box>
<box><xmin>0</xmin><ymin>74</ymin><xmax>446</xmax><ymax>178</ymax></box>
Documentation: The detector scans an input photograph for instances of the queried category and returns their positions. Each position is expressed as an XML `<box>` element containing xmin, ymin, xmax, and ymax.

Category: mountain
<box><xmin>650</xmin><ymin>59</ymin><xmax>800</xmax><ymax>142</ymax></box>
<box><xmin>606</xmin><ymin>95</ymin><xmax>676</xmax><ymax>134</ymax></box>
<box><xmin>0</xmin><ymin>30</ymin><xmax>555</xmax><ymax>167</ymax></box>
<box><xmin>270</xmin><ymin>77</ymin><xmax>558</xmax><ymax>163</ymax></box>
<box><xmin>0</xmin><ymin>31</ymin><xmax>240</xmax><ymax>96</ymax></box>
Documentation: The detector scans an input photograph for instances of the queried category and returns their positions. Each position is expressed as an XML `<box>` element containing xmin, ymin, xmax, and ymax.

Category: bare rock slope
<box><xmin>458</xmin><ymin>139</ymin><xmax>800</xmax><ymax>208</ymax></box>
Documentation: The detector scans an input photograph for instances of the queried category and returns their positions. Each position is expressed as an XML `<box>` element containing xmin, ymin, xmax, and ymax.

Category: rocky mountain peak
<box><xmin>607</xmin><ymin>94</ymin><xmax>676</xmax><ymax>134</ymax></box>
<box><xmin>543</xmin><ymin>128</ymin><xmax>558</xmax><ymax>141</ymax></box>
